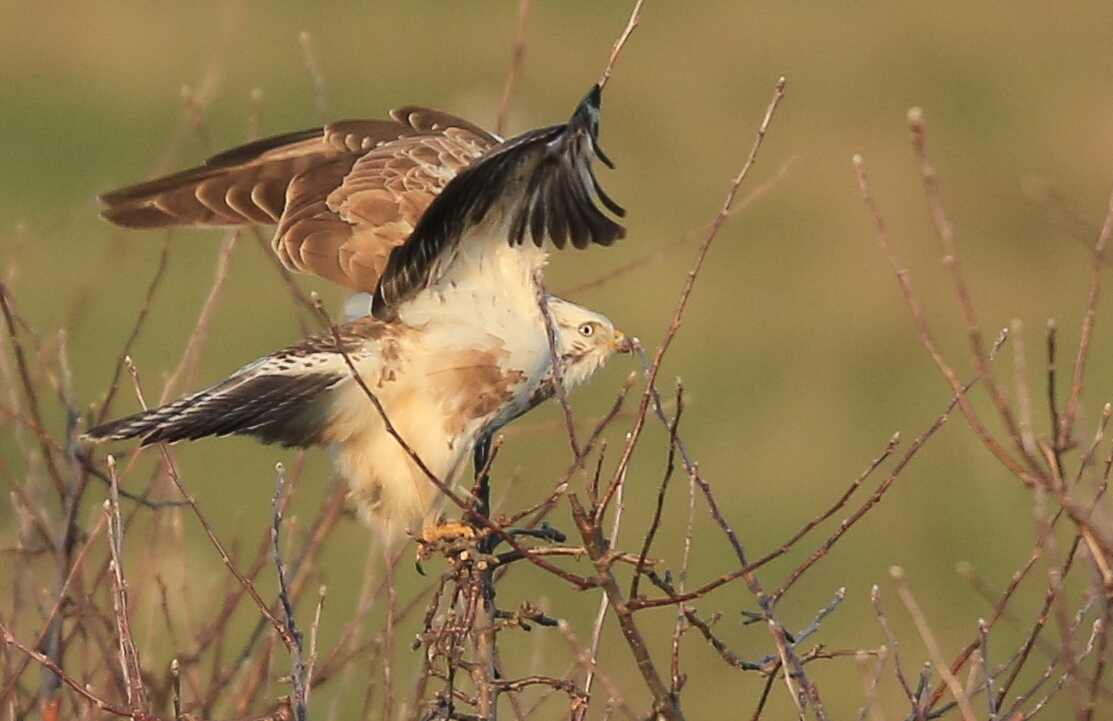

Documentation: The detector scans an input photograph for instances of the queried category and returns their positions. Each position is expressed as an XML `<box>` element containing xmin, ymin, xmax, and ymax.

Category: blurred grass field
<box><xmin>3</xmin><ymin>2</ymin><xmax>1113</xmax><ymax>718</ymax></box>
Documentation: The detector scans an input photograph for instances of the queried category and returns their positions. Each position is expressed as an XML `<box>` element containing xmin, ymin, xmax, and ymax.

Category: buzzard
<box><xmin>84</xmin><ymin>86</ymin><xmax>631</xmax><ymax>543</ymax></box>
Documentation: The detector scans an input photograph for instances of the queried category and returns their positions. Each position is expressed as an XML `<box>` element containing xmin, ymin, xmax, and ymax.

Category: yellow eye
<box><xmin>578</xmin><ymin>323</ymin><xmax>595</xmax><ymax>337</ymax></box>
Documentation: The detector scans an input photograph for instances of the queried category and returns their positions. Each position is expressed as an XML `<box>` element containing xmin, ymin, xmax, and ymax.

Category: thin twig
<box><xmin>0</xmin><ymin>278</ymin><xmax>64</xmax><ymax>495</ymax></box>
<box><xmin>855</xmin><ymin>646</ymin><xmax>888</xmax><ymax>721</ymax></box>
<box><xmin>581</xmin><ymin>469</ymin><xmax>628</xmax><ymax>717</ymax></box>
<box><xmin>909</xmin><ymin>108</ymin><xmax>1033</xmax><ymax>471</ymax></box>
<box><xmin>272</xmin><ymin>464</ymin><xmax>307</xmax><ymax>721</ymax></box>
<box><xmin>565</xmin><ymin>160</ymin><xmax>795</xmax><ymax>300</ymax></box>
<box><xmin>569</xmin><ymin>494</ymin><xmax>683</xmax><ymax>721</ymax></box>
<box><xmin>105</xmin><ymin>456</ymin><xmax>149</xmax><ymax>711</ymax></box>
<box><xmin>122</xmin><ymin>358</ymin><xmax>298</xmax><ymax>653</ymax></box>
<box><xmin>536</xmin><ymin>278</ymin><xmax>581</xmax><ymax>461</ymax></box>
<box><xmin>853</xmin><ymin>153</ymin><xmax>1030</xmax><ymax>481</ymax></box>
<box><xmin>630</xmin><ymin>380</ymin><xmax>683</xmax><ymax>601</ymax></box>
<box><xmin>159</xmin><ymin>231</ymin><xmax>238</xmax><ymax>404</ymax></box>
<box><xmin>871</xmin><ymin>585</ymin><xmax>922</xmax><ymax>719</ymax></box>
<box><xmin>1059</xmin><ymin>176</ymin><xmax>1113</xmax><ymax>448</ymax></box>
<box><xmin>0</xmin><ymin>620</ymin><xmax>150</xmax><ymax>721</ymax></box>
<box><xmin>598</xmin><ymin>0</ymin><xmax>645</xmax><ymax>90</ymax></box>
<box><xmin>97</xmin><ymin>240</ymin><xmax>171</xmax><ymax>425</ymax></box>
<box><xmin>891</xmin><ymin>566</ymin><xmax>977</xmax><ymax>721</ymax></box>
<box><xmin>495</xmin><ymin>0</ymin><xmax>531</xmax><ymax>137</ymax></box>
<box><xmin>599</xmin><ymin>75</ymin><xmax>787</xmax><ymax>524</ymax></box>
<box><xmin>1011</xmin><ymin>318</ymin><xmax>1038</xmax><ymax>457</ymax></box>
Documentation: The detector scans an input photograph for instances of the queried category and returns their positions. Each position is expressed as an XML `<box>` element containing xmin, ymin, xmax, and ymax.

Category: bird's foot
<box><xmin>414</xmin><ymin>519</ymin><xmax>480</xmax><ymax>573</ymax></box>
<box><xmin>420</xmin><ymin>520</ymin><xmax>477</xmax><ymax>544</ymax></box>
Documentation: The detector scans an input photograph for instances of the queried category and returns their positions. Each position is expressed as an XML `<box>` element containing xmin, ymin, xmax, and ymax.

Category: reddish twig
<box><xmin>105</xmin><ymin>456</ymin><xmax>149</xmax><ymax>712</ymax></box>
<box><xmin>495</xmin><ymin>0</ymin><xmax>531</xmax><ymax>137</ymax></box>
<box><xmin>599</xmin><ymin>75</ymin><xmax>787</xmax><ymax>524</ymax></box>
<box><xmin>0</xmin><ymin>617</ymin><xmax>158</xmax><ymax>721</ymax></box>
<box><xmin>853</xmin><ymin>154</ymin><xmax>1031</xmax><ymax>482</ymax></box>
<box><xmin>630</xmin><ymin>381</ymin><xmax>683</xmax><ymax>600</ymax></box>
<box><xmin>871</xmin><ymin>585</ymin><xmax>923</xmax><ymax>719</ymax></box>
<box><xmin>1059</xmin><ymin>176</ymin><xmax>1113</xmax><ymax>449</ymax></box>
<box><xmin>568</xmin><ymin>494</ymin><xmax>683</xmax><ymax>721</ymax></box>
<box><xmin>774</xmin><ymin>330</ymin><xmax>1005</xmax><ymax>601</ymax></box>
<box><xmin>535</xmin><ymin>277</ymin><xmax>581</xmax><ymax>461</ymax></box>
<box><xmin>909</xmin><ymin>109</ymin><xmax>1034</xmax><ymax>471</ymax></box>
<box><xmin>159</xmin><ymin>231</ymin><xmax>238</xmax><ymax>404</ymax></box>
<box><xmin>96</xmin><ymin>240</ymin><xmax>171</xmax><ymax>425</ymax></box>
<box><xmin>891</xmin><ymin>566</ymin><xmax>977</xmax><ymax>721</ymax></box>
<box><xmin>0</xmin><ymin>278</ymin><xmax>64</xmax><ymax>495</ymax></box>
<box><xmin>271</xmin><ymin>464</ymin><xmax>307</xmax><ymax>721</ymax></box>
<box><xmin>560</xmin><ymin>158</ymin><xmax>795</xmax><ymax>298</ymax></box>
<box><xmin>598</xmin><ymin>0</ymin><xmax>645</xmax><ymax>90</ymax></box>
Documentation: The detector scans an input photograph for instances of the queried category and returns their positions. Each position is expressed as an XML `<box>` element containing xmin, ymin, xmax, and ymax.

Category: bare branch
<box><xmin>495</xmin><ymin>0</ymin><xmax>531</xmax><ymax>137</ymax></box>
<box><xmin>1059</xmin><ymin>175</ymin><xmax>1113</xmax><ymax>448</ymax></box>
<box><xmin>598</xmin><ymin>0</ymin><xmax>645</xmax><ymax>90</ymax></box>
<box><xmin>600</xmin><ymin>75</ymin><xmax>787</xmax><ymax>523</ymax></box>
<box><xmin>105</xmin><ymin>456</ymin><xmax>148</xmax><ymax>712</ymax></box>
<box><xmin>272</xmin><ymin>463</ymin><xmax>308</xmax><ymax>721</ymax></box>
<box><xmin>891</xmin><ymin>566</ymin><xmax>977</xmax><ymax>721</ymax></box>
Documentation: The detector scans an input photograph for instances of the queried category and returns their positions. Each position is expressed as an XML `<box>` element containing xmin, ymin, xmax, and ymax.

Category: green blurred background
<box><xmin>3</xmin><ymin>1</ymin><xmax>1113</xmax><ymax>718</ymax></box>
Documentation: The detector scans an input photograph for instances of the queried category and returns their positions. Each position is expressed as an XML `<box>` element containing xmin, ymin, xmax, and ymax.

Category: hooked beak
<box><xmin>610</xmin><ymin>330</ymin><xmax>635</xmax><ymax>354</ymax></box>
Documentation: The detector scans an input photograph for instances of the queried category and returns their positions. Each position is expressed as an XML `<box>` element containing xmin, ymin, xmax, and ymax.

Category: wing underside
<box><xmin>83</xmin><ymin>318</ymin><xmax>390</xmax><ymax>448</ymax></box>
<box><xmin>84</xmin><ymin>369</ymin><xmax>345</xmax><ymax>448</ymax></box>
<box><xmin>372</xmin><ymin>84</ymin><xmax>625</xmax><ymax>318</ymax></box>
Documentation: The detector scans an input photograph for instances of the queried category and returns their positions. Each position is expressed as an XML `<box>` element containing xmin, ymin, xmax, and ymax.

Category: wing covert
<box><xmin>100</xmin><ymin>109</ymin><xmax>499</xmax><ymax>291</ymax></box>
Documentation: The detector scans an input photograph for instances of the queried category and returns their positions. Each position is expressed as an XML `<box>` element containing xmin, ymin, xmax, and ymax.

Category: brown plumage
<box><xmin>101</xmin><ymin>109</ymin><xmax>499</xmax><ymax>292</ymax></box>
<box><xmin>100</xmin><ymin>87</ymin><xmax>625</xmax><ymax>320</ymax></box>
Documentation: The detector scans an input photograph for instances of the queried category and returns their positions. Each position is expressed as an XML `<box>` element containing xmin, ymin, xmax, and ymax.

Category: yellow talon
<box><xmin>420</xmin><ymin>520</ymin><xmax>477</xmax><ymax>544</ymax></box>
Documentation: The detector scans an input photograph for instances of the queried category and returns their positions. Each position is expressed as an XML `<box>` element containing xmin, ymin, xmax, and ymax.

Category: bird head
<box><xmin>547</xmin><ymin>297</ymin><xmax>633</xmax><ymax>393</ymax></box>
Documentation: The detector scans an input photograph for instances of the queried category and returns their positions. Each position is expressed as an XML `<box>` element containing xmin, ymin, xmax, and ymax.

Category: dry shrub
<box><xmin>2</xmin><ymin>4</ymin><xmax>1111</xmax><ymax>720</ymax></box>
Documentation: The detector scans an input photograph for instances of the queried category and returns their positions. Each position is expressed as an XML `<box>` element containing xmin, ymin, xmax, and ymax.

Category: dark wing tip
<box><xmin>372</xmin><ymin>84</ymin><xmax>626</xmax><ymax>317</ymax></box>
<box><xmin>571</xmin><ymin>85</ymin><xmax>602</xmax><ymax>126</ymax></box>
<box><xmin>512</xmin><ymin>83</ymin><xmax>625</xmax><ymax>250</ymax></box>
<box><xmin>569</xmin><ymin>84</ymin><xmax>617</xmax><ymax>171</ymax></box>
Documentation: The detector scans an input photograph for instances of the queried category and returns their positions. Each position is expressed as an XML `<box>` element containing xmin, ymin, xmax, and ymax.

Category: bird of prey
<box><xmin>84</xmin><ymin>86</ymin><xmax>631</xmax><ymax>544</ymax></box>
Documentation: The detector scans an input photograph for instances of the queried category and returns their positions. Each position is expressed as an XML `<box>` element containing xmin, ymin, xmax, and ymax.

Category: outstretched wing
<box><xmin>372</xmin><ymin>84</ymin><xmax>625</xmax><ymax>319</ymax></box>
<box><xmin>82</xmin><ymin>320</ymin><xmax>383</xmax><ymax>448</ymax></box>
<box><xmin>100</xmin><ymin>109</ymin><xmax>499</xmax><ymax>291</ymax></box>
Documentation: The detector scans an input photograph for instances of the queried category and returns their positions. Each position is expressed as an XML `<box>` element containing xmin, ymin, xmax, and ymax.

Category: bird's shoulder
<box><xmin>232</xmin><ymin>317</ymin><xmax>403</xmax><ymax>379</ymax></box>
